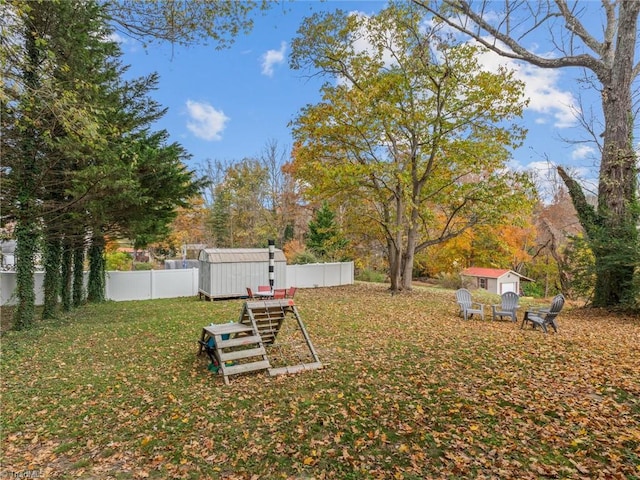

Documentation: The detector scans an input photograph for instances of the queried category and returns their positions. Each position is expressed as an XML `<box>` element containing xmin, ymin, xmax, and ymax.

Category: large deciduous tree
<box><xmin>290</xmin><ymin>3</ymin><xmax>532</xmax><ymax>292</ymax></box>
<box><xmin>415</xmin><ymin>0</ymin><xmax>639</xmax><ymax>307</ymax></box>
<box><xmin>106</xmin><ymin>1</ymin><xmax>267</xmax><ymax>48</ymax></box>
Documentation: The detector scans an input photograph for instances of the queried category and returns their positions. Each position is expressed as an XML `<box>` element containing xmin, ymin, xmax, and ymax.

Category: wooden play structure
<box><xmin>198</xmin><ymin>299</ymin><xmax>321</xmax><ymax>384</ymax></box>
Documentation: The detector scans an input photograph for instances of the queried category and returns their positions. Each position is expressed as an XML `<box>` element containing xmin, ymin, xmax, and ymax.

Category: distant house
<box><xmin>461</xmin><ymin>267</ymin><xmax>533</xmax><ymax>295</ymax></box>
<box><xmin>1</xmin><ymin>240</ymin><xmax>16</xmax><ymax>267</ymax></box>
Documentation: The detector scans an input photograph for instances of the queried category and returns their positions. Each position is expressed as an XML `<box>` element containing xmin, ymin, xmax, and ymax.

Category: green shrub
<box><xmin>521</xmin><ymin>282</ymin><xmax>545</xmax><ymax>298</ymax></box>
<box><xmin>291</xmin><ymin>251</ymin><xmax>319</xmax><ymax>265</ymax></box>
<box><xmin>435</xmin><ymin>272</ymin><xmax>463</xmax><ymax>290</ymax></box>
<box><xmin>105</xmin><ymin>252</ymin><xmax>131</xmax><ymax>271</ymax></box>
<box><xmin>356</xmin><ymin>269</ymin><xmax>386</xmax><ymax>283</ymax></box>
<box><xmin>133</xmin><ymin>262</ymin><xmax>153</xmax><ymax>271</ymax></box>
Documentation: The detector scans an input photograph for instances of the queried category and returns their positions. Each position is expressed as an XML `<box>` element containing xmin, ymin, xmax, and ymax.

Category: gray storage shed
<box><xmin>198</xmin><ymin>248</ymin><xmax>287</xmax><ymax>300</ymax></box>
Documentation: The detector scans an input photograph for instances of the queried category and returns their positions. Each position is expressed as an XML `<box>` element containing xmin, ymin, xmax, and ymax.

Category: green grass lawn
<box><xmin>1</xmin><ymin>283</ymin><xmax>639</xmax><ymax>479</ymax></box>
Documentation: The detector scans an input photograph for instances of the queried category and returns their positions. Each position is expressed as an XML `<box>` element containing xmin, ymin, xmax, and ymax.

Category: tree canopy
<box><xmin>413</xmin><ymin>0</ymin><xmax>640</xmax><ymax>307</ymax></box>
<box><xmin>106</xmin><ymin>0</ymin><xmax>268</xmax><ymax>48</ymax></box>
<box><xmin>290</xmin><ymin>2</ymin><xmax>534</xmax><ymax>291</ymax></box>
<box><xmin>1</xmin><ymin>0</ymin><xmax>208</xmax><ymax>327</ymax></box>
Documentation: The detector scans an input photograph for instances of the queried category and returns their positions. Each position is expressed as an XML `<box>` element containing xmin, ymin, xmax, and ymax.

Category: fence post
<box><xmin>192</xmin><ymin>267</ymin><xmax>198</xmax><ymax>295</ymax></box>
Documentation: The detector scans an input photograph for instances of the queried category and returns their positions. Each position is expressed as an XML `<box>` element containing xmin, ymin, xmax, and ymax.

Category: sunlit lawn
<box><xmin>1</xmin><ymin>283</ymin><xmax>638</xmax><ymax>479</ymax></box>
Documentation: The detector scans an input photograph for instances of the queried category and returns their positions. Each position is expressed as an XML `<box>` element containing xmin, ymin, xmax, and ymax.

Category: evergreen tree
<box><xmin>2</xmin><ymin>0</ymin><xmax>208</xmax><ymax>319</ymax></box>
<box><xmin>306</xmin><ymin>202</ymin><xmax>349</xmax><ymax>261</ymax></box>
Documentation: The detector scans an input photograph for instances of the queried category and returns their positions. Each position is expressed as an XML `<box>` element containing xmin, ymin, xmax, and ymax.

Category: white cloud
<box><xmin>472</xmin><ymin>42</ymin><xmax>579</xmax><ymax>128</ymax></box>
<box><xmin>185</xmin><ymin>100</ymin><xmax>229</xmax><ymax>141</ymax></box>
<box><xmin>523</xmin><ymin>159</ymin><xmax>598</xmax><ymax>203</ymax></box>
<box><xmin>261</xmin><ymin>41</ymin><xmax>287</xmax><ymax>77</ymax></box>
<box><xmin>108</xmin><ymin>32</ymin><xmax>126</xmax><ymax>44</ymax></box>
<box><xmin>571</xmin><ymin>145</ymin><xmax>596</xmax><ymax>161</ymax></box>
<box><xmin>349</xmin><ymin>11</ymin><xmax>398</xmax><ymax>69</ymax></box>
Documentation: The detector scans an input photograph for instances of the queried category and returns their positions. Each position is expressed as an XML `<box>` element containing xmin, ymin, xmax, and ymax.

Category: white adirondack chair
<box><xmin>522</xmin><ymin>294</ymin><xmax>565</xmax><ymax>333</ymax></box>
<box><xmin>455</xmin><ymin>288</ymin><xmax>485</xmax><ymax>321</ymax></box>
<box><xmin>491</xmin><ymin>291</ymin><xmax>520</xmax><ymax>322</ymax></box>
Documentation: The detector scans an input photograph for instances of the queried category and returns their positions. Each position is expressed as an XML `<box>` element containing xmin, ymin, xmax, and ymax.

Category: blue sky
<box><xmin>115</xmin><ymin>1</ymin><xmax>606</xmax><ymax>197</ymax></box>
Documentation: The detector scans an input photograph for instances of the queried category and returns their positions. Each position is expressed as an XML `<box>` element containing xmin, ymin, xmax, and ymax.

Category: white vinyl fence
<box><xmin>0</xmin><ymin>262</ymin><xmax>354</xmax><ymax>306</ymax></box>
<box><xmin>286</xmin><ymin>262</ymin><xmax>354</xmax><ymax>288</ymax></box>
<box><xmin>105</xmin><ymin>269</ymin><xmax>199</xmax><ymax>301</ymax></box>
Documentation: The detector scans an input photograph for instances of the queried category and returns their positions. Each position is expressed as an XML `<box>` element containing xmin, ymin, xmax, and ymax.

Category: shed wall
<box><xmin>199</xmin><ymin>260</ymin><xmax>287</xmax><ymax>298</ymax></box>
<box><xmin>497</xmin><ymin>272</ymin><xmax>520</xmax><ymax>294</ymax></box>
<box><xmin>199</xmin><ymin>262</ymin><xmax>212</xmax><ymax>295</ymax></box>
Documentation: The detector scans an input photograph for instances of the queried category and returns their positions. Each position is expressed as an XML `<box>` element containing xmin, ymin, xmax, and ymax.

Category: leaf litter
<box><xmin>1</xmin><ymin>283</ymin><xmax>638</xmax><ymax>479</ymax></box>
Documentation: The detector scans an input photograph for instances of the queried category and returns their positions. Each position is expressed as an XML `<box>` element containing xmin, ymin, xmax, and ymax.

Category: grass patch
<box><xmin>1</xmin><ymin>284</ymin><xmax>639</xmax><ymax>479</ymax></box>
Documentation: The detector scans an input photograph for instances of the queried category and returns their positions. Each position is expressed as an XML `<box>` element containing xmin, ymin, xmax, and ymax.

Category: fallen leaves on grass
<box><xmin>1</xmin><ymin>285</ymin><xmax>638</xmax><ymax>479</ymax></box>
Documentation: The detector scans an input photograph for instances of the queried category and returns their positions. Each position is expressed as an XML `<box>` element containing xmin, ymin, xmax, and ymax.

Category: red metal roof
<box><xmin>462</xmin><ymin>267</ymin><xmax>511</xmax><ymax>278</ymax></box>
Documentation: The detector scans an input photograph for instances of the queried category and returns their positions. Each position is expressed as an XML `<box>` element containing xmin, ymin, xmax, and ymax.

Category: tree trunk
<box><xmin>42</xmin><ymin>236</ymin><xmax>62</xmax><ymax>319</ymax></box>
<box><xmin>401</xmin><ymin>219</ymin><xmax>419</xmax><ymax>291</ymax></box>
<box><xmin>401</xmin><ymin>250</ymin><xmax>415</xmax><ymax>291</ymax></box>
<box><xmin>73</xmin><ymin>240</ymin><xmax>85</xmax><ymax>307</ymax></box>
<box><xmin>388</xmin><ymin>238</ymin><xmax>402</xmax><ymax>292</ymax></box>
<box><xmin>385</xmin><ymin>188</ymin><xmax>405</xmax><ymax>292</ymax></box>
<box><xmin>88</xmin><ymin>234</ymin><xmax>106</xmax><ymax>303</ymax></box>
<box><xmin>13</xmin><ymin>11</ymin><xmax>43</xmax><ymax>330</ymax></box>
<box><xmin>61</xmin><ymin>239</ymin><xmax>73</xmax><ymax>312</ymax></box>
<box><xmin>13</xmin><ymin>222</ymin><xmax>37</xmax><ymax>330</ymax></box>
<box><xmin>585</xmin><ymin>1</ymin><xmax>639</xmax><ymax>307</ymax></box>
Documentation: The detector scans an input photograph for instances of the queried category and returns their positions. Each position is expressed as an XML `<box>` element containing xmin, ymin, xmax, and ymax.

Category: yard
<box><xmin>1</xmin><ymin>283</ymin><xmax>638</xmax><ymax>479</ymax></box>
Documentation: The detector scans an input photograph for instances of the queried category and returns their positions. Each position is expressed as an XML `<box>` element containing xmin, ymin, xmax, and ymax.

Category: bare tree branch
<box><xmin>413</xmin><ymin>0</ymin><xmax>606</xmax><ymax>75</ymax></box>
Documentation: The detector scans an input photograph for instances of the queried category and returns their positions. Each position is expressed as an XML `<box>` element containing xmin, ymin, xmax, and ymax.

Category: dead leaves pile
<box><xmin>1</xmin><ymin>284</ymin><xmax>638</xmax><ymax>479</ymax></box>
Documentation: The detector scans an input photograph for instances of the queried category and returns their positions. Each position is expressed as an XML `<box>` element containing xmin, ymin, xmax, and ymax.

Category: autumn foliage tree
<box><xmin>201</xmin><ymin>141</ymin><xmax>305</xmax><ymax>250</ymax></box>
<box><xmin>416</xmin><ymin>0</ymin><xmax>640</xmax><ymax>308</ymax></box>
<box><xmin>416</xmin><ymin>212</ymin><xmax>535</xmax><ymax>278</ymax></box>
<box><xmin>290</xmin><ymin>3</ymin><xmax>533</xmax><ymax>292</ymax></box>
<box><xmin>151</xmin><ymin>196</ymin><xmax>210</xmax><ymax>259</ymax></box>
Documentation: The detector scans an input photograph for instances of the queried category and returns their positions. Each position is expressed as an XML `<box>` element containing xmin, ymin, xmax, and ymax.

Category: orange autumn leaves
<box><xmin>1</xmin><ymin>284</ymin><xmax>638</xmax><ymax>478</ymax></box>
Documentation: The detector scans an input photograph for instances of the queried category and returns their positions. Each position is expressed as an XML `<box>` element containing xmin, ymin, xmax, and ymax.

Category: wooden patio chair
<box><xmin>491</xmin><ymin>291</ymin><xmax>520</xmax><ymax>322</ymax></box>
<box><xmin>455</xmin><ymin>288</ymin><xmax>485</xmax><ymax>320</ymax></box>
<box><xmin>522</xmin><ymin>294</ymin><xmax>565</xmax><ymax>333</ymax></box>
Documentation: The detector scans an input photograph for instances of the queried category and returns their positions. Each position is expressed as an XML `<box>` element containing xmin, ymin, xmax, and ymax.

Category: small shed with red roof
<box><xmin>461</xmin><ymin>267</ymin><xmax>532</xmax><ymax>295</ymax></box>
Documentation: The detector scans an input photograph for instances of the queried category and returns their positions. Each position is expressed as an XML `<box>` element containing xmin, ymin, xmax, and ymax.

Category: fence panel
<box><xmin>106</xmin><ymin>269</ymin><xmax>198</xmax><ymax>301</ymax></box>
<box><xmin>152</xmin><ymin>269</ymin><xmax>199</xmax><ymax>299</ymax></box>
<box><xmin>106</xmin><ymin>271</ymin><xmax>152</xmax><ymax>301</ymax></box>
<box><xmin>285</xmin><ymin>262</ymin><xmax>354</xmax><ymax>288</ymax></box>
<box><xmin>1</xmin><ymin>272</ymin><xmax>45</xmax><ymax>306</ymax></box>
<box><xmin>0</xmin><ymin>263</ymin><xmax>352</xmax><ymax>305</ymax></box>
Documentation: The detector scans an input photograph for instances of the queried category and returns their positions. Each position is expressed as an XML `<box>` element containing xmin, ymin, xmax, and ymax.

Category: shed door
<box><xmin>501</xmin><ymin>282</ymin><xmax>517</xmax><ymax>293</ymax></box>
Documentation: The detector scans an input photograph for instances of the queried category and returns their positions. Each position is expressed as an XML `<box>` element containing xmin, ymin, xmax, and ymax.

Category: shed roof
<box><xmin>199</xmin><ymin>248</ymin><xmax>286</xmax><ymax>264</ymax></box>
<box><xmin>461</xmin><ymin>267</ymin><xmax>533</xmax><ymax>282</ymax></box>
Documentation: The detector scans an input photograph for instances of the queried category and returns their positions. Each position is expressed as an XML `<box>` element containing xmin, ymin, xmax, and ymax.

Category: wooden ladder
<box><xmin>240</xmin><ymin>299</ymin><xmax>322</xmax><ymax>376</ymax></box>
<box><xmin>199</xmin><ymin>322</ymin><xmax>270</xmax><ymax>385</ymax></box>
